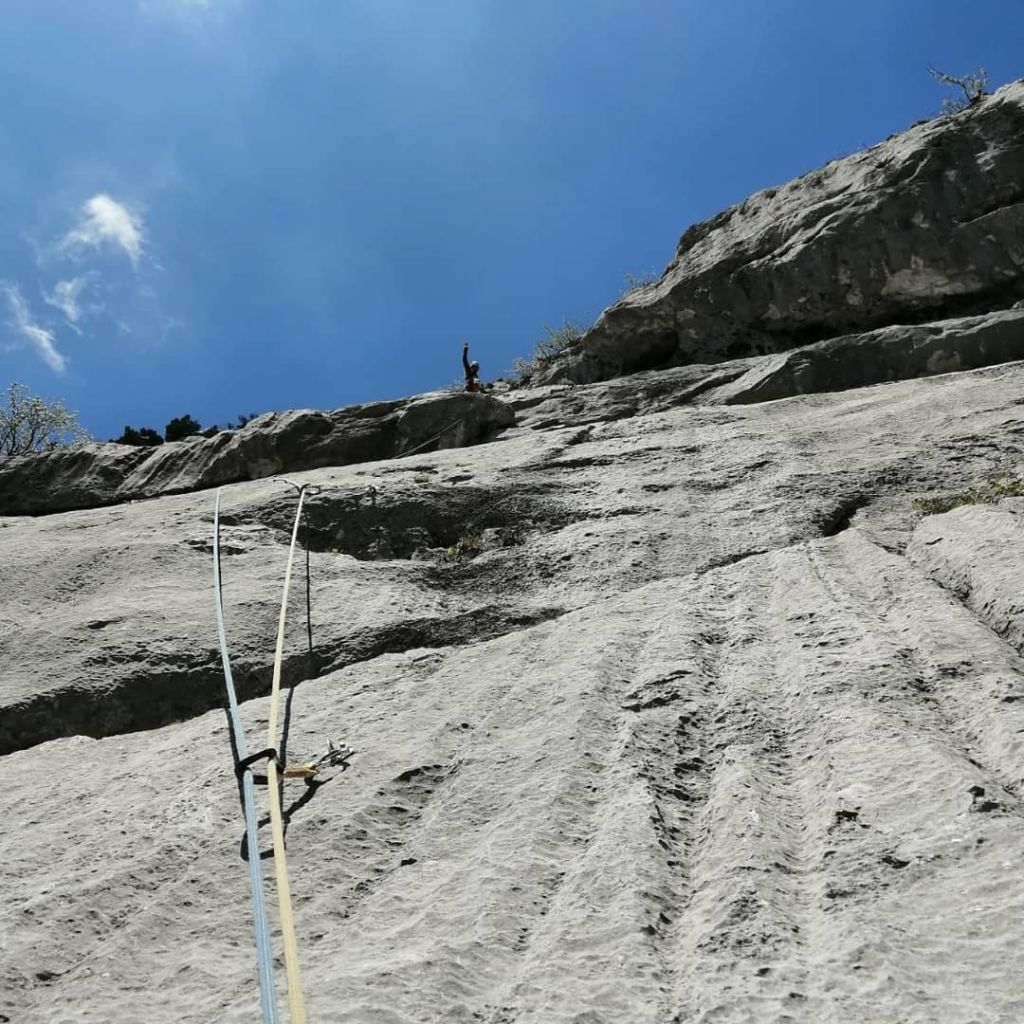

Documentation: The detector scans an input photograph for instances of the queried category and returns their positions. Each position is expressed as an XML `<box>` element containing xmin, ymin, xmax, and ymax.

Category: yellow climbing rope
<box><xmin>217</xmin><ymin>482</ymin><xmax>356</xmax><ymax>1022</ymax></box>
<box><xmin>267</xmin><ymin>485</ymin><xmax>310</xmax><ymax>1024</ymax></box>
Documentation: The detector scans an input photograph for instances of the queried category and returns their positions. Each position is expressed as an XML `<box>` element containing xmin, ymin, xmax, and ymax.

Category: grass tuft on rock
<box><xmin>913</xmin><ymin>472</ymin><xmax>1024</xmax><ymax>516</ymax></box>
<box><xmin>511</xmin><ymin>321</ymin><xmax>587</xmax><ymax>383</ymax></box>
<box><xmin>444</xmin><ymin>533</ymin><xmax>485</xmax><ymax>561</ymax></box>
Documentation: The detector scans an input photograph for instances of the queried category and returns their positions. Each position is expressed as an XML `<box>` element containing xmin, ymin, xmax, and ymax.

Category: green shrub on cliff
<box><xmin>115</xmin><ymin>425</ymin><xmax>164</xmax><ymax>446</ymax></box>
<box><xmin>164</xmin><ymin>413</ymin><xmax>203</xmax><ymax>442</ymax></box>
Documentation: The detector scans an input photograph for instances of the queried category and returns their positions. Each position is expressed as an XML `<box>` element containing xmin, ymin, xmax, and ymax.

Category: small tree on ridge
<box><xmin>929</xmin><ymin>66</ymin><xmax>989</xmax><ymax>114</ymax></box>
<box><xmin>0</xmin><ymin>382</ymin><xmax>91</xmax><ymax>457</ymax></box>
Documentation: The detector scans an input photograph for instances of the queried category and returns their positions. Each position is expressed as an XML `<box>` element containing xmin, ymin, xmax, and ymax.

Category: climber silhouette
<box><xmin>462</xmin><ymin>342</ymin><xmax>481</xmax><ymax>393</ymax></box>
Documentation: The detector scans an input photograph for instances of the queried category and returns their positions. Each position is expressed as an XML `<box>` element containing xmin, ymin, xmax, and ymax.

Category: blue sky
<box><xmin>1</xmin><ymin>0</ymin><xmax>1021</xmax><ymax>440</ymax></box>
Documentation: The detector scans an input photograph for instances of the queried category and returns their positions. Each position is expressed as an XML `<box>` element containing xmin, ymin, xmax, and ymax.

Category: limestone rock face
<box><xmin>9</xmin><ymin>89</ymin><xmax>1024</xmax><ymax>1024</ymax></box>
<box><xmin>537</xmin><ymin>79</ymin><xmax>1024</xmax><ymax>384</ymax></box>
<box><xmin>0</xmin><ymin>392</ymin><xmax>514</xmax><ymax>516</ymax></box>
<box><xmin>6</xmin><ymin>359</ymin><xmax>1024</xmax><ymax>1023</ymax></box>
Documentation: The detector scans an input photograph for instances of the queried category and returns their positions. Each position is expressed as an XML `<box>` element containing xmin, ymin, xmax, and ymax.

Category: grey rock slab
<box><xmin>5</xmin><ymin>357</ymin><xmax>1024</xmax><ymax>1020</ymax></box>
<box><xmin>0</xmin><ymin>442</ymin><xmax>153</xmax><ymax>515</ymax></box>
<box><xmin>4</xmin><ymin>530</ymin><xmax>1024</xmax><ymax>1021</ymax></box>
<box><xmin>396</xmin><ymin>390</ymin><xmax>515</xmax><ymax>452</ymax></box>
<box><xmin>506</xmin><ymin>361</ymin><xmax>757</xmax><ymax>431</ymax></box>
<box><xmin>0</xmin><ymin>474</ymin><xmax>555</xmax><ymax>756</ymax></box>
<box><xmin>6</xmin><ymin>362</ymin><xmax>1024</xmax><ymax>757</ymax></box>
<box><xmin>0</xmin><ymin>392</ymin><xmax>515</xmax><ymax>517</ymax></box>
<box><xmin>908</xmin><ymin>502</ymin><xmax>1024</xmax><ymax>655</ymax></box>
<box><xmin>707</xmin><ymin>309</ymin><xmax>1024</xmax><ymax>405</ymax></box>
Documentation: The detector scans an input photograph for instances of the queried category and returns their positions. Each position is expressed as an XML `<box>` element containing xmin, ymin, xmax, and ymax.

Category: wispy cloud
<box><xmin>138</xmin><ymin>0</ymin><xmax>240</xmax><ymax>17</ymax></box>
<box><xmin>8</xmin><ymin>187</ymin><xmax>174</xmax><ymax>371</ymax></box>
<box><xmin>43</xmin><ymin>275</ymin><xmax>94</xmax><ymax>327</ymax></box>
<box><xmin>59</xmin><ymin>194</ymin><xmax>145</xmax><ymax>267</ymax></box>
<box><xmin>2</xmin><ymin>282</ymin><xmax>66</xmax><ymax>373</ymax></box>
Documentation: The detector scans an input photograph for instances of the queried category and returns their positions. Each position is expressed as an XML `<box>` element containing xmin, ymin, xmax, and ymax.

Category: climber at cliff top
<box><xmin>462</xmin><ymin>342</ymin><xmax>481</xmax><ymax>393</ymax></box>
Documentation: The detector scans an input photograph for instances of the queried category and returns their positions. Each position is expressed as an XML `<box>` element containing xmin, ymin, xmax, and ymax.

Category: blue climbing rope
<box><xmin>213</xmin><ymin>489</ymin><xmax>280</xmax><ymax>1024</ymax></box>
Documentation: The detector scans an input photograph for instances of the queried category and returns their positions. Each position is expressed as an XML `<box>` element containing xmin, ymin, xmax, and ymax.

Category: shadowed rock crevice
<box><xmin>748</xmin><ymin>278</ymin><xmax>1024</xmax><ymax>355</ymax></box>
<box><xmin>818</xmin><ymin>494</ymin><xmax>871</xmax><ymax>537</ymax></box>
<box><xmin>709</xmin><ymin>309</ymin><xmax>1024</xmax><ymax>406</ymax></box>
<box><xmin>220</xmin><ymin>482</ymin><xmax>579</xmax><ymax>561</ymax></box>
<box><xmin>0</xmin><ymin>603</ymin><xmax>568</xmax><ymax>756</ymax></box>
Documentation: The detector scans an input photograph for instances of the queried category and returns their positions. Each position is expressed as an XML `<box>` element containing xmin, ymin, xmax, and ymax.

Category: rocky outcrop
<box><xmin>0</xmin><ymin>391</ymin><xmax>514</xmax><ymax>516</ymax></box>
<box><xmin>908</xmin><ymin>502</ymin><xmax>1024</xmax><ymax>651</ymax></box>
<box><xmin>537</xmin><ymin>79</ymin><xmax>1024</xmax><ymax>384</ymax></box>
<box><xmin>503</xmin><ymin>308</ymin><xmax>1024</xmax><ymax>423</ymax></box>
<box><xmin>707</xmin><ymin>308</ymin><xmax>1024</xmax><ymax>405</ymax></box>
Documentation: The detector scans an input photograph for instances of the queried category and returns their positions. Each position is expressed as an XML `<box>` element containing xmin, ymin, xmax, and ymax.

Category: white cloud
<box><xmin>2</xmin><ymin>282</ymin><xmax>66</xmax><ymax>373</ymax></box>
<box><xmin>43</xmin><ymin>276</ymin><xmax>93</xmax><ymax>325</ymax></box>
<box><xmin>60</xmin><ymin>195</ymin><xmax>145</xmax><ymax>266</ymax></box>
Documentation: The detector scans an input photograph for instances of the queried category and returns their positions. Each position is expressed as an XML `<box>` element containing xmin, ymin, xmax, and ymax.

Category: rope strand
<box><xmin>213</xmin><ymin>490</ymin><xmax>280</xmax><ymax>1024</ymax></box>
<box><xmin>266</xmin><ymin>485</ymin><xmax>311</xmax><ymax>1024</ymax></box>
